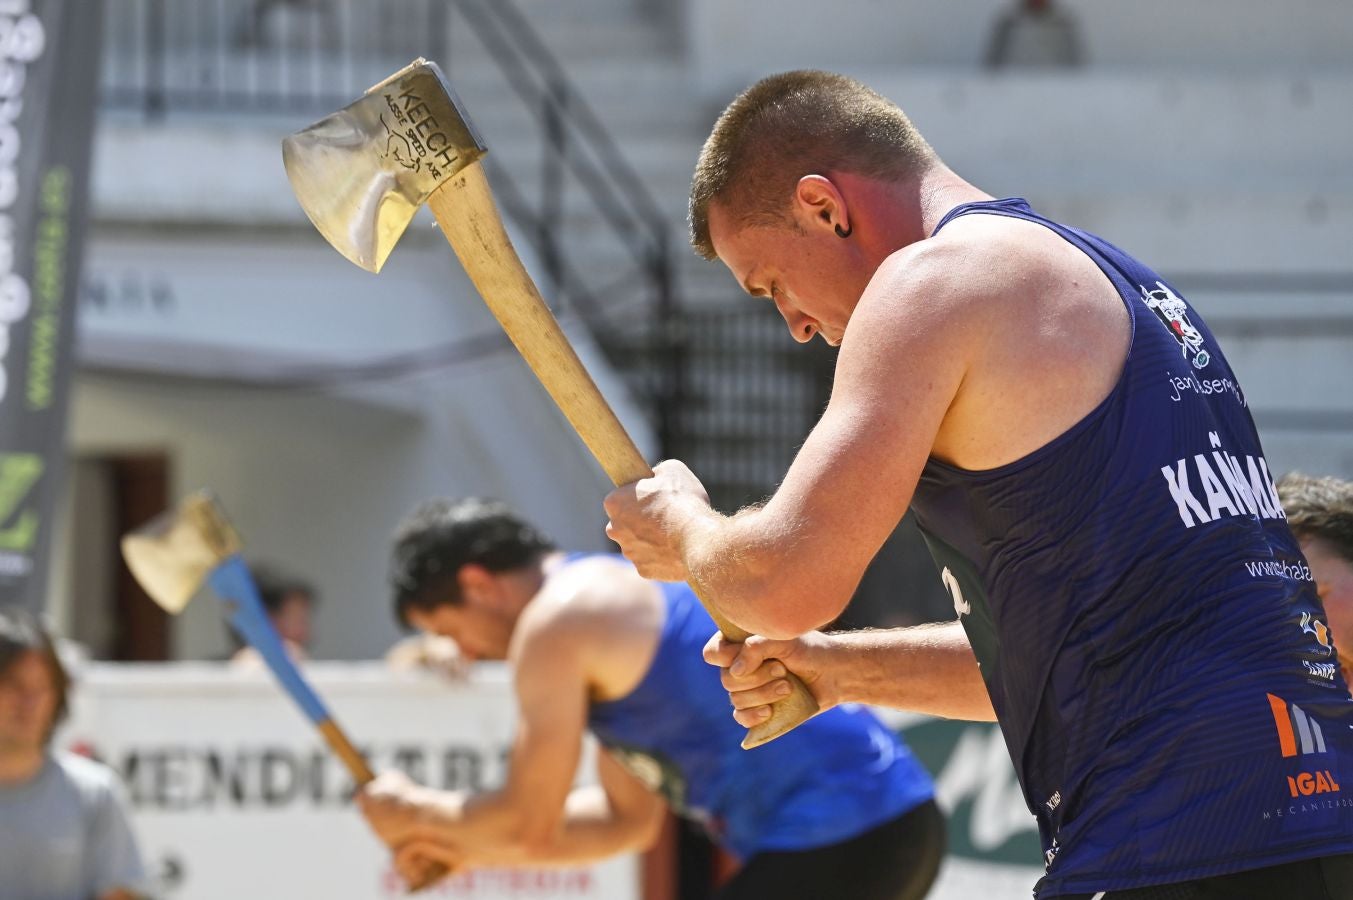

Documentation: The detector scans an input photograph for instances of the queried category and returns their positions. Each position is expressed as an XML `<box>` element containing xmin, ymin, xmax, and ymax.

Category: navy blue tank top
<box><xmin>580</xmin><ymin>554</ymin><xmax>934</xmax><ymax>859</ymax></box>
<box><xmin>910</xmin><ymin>199</ymin><xmax>1353</xmax><ymax>896</ymax></box>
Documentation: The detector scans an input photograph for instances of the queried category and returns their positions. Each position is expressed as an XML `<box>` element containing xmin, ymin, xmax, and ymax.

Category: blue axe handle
<box><xmin>207</xmin><ymin>556</ymin><xmax>374</xmax><ymax>782</ymax></box>
<box><xmin>206</xmin><ymin>555</ymin><xmax>448</xmax><ymax>890</ymax></box>
<box><xmin>205</xmin><ymin>554</ymin><xmax>446</xmax><ymax>882</ymax></box>
<box><xmin>205</xmin><ymin>557</ymin><xmax>446</xmax><ymax>887</ymax></box>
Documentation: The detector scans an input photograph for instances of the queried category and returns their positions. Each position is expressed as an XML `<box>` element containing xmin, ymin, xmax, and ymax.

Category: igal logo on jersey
<box><xmin>1268</xmin><ymin>693</ymin><xmax>1343</xmax><ymax>798</ymax></box>
<box><xmin>1287</xmin><ymin>770</ymin><xmax>1341</xmax><ymax>798</ymax></box>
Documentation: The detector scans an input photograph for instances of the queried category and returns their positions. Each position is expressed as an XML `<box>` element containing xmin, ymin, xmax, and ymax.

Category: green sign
<box><xmin>901</xmin><ymin>717</ymin><xmax>1042</xmax><ymax>865</ymax></box>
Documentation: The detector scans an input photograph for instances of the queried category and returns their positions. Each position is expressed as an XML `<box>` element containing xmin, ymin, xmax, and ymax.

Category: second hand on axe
<box><xmin>282</xmin><ymin>58</ymin><xmax>819</xmax><ymax>749</ymax></box>
<box><xmin>120</xmin><ymin>492</ymin><xmax>448</xmax><ymax>891</ymax></box>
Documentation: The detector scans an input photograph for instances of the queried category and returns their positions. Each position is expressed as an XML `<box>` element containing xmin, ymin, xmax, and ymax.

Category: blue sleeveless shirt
<box><xmin>910</xmin><ymin>199</ymin><xmax>1353</xmax><ymax>896</ymax></box>
<box><xmin>580</xmin><ymin>554</ymin><xmax>934</xmax><ymax>860</ymax></box>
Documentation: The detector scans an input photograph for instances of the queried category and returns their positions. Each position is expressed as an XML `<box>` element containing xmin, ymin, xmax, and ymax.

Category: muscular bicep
<box><xmin>753</xmin><ymin>256</ymin><xmax>979</xmax><ymax>630</ymax></box>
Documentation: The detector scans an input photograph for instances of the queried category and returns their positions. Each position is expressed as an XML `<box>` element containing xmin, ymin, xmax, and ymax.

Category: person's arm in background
<box><xmin>360</xmin><ymin>596</ymin><xmax>664</xmax><ymax>865</ymax></box>
<box><xmin>383</xmin><ymin>749</ymin><xmax>665</xmax><ymax>880</ymax></box>
<box><xmin>704</xmin><ymin>623</ymin><xmax>996</xmax><ymax>723</ymax></box>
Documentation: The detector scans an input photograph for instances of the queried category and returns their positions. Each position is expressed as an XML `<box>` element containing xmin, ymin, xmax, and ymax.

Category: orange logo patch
<box><xmin>1301</xmin><ymin>612</ymin><xmax>1335</xmax><ymax>656</ymax></box>
<box><xmin>1288</xmin><ymin>770</ymin><xmax>1341</xmax><ymax>798</ymax></box>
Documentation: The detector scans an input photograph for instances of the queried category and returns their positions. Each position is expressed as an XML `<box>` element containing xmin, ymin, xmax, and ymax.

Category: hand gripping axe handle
<box><xmin>120</xmin><ymin>492</ymin><xmax>446</xmax><ymax>890</ymax></box>
<box><xmin>282</xmin><ymin>59</ymin><xmax>818</xmax><ymax>749</ymax></box>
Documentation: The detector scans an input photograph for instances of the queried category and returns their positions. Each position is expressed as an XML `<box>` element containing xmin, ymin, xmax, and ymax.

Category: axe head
<box><xmin>282</xmin><ymin>58</ymin><xmax>487</xmax><ymax>273</ymax></box>
<box><xmin>120</xmin><ymin>491</ymin><xmax>243</xmax><ymax>615</ymax></box>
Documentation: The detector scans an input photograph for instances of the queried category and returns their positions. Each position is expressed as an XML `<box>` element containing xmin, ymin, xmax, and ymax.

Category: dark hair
<box><xmin>1278</xmin><ymin>472</ymin><xmax>1353</xmax><ymax>563</ymax></box>
<box><xmin>0</xmin><ymin>605</ymin><xmax>70</xmax><ymax>742</ymax></box>
<box><xmin>251</xmin><ymin>565</ymin><xmax>317</xmax><ymax>615</ymax></box>
<box><xmin>689</xmin><ymin>70</ymin><xmax>936</xmax><ymax>260</ymax></box>
<box><xmin>227</xmin><ymin>564</ymin><xmax>316</xmax><ymax>650</ymax></box>
<box><xmin>389</xmin><ymin>498</ymin><xmax>556</xmax><ymax>628</ymax></box>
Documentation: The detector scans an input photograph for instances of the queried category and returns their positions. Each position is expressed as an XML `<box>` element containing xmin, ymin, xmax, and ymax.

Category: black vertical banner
<box><xmin>0</xmin><ymin>0</ymin><xmax>103</xmax><ymax>610</ymax></box>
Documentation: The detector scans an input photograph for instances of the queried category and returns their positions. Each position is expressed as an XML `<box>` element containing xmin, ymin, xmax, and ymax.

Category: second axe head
<box><xmin>282</xmin><ymin>58</ymin><xmax>486</xmax><ymax>273</ymax></box>
<box><xmin>120</xmin><ymin>491</ymin><xmax>241</xmax><ymax>615</ymax></box>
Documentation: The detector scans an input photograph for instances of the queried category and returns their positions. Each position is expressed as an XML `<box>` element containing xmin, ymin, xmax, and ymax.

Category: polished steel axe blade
<box><xmin>281</xmin><ymin>58</ymin><xmax>487</xmax><ymax>272</ymax></box>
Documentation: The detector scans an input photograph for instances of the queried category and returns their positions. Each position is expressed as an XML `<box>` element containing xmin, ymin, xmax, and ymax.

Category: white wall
<box><xmin>67</xmin><ymin>374</ymin><xmax>425</xmax><ymax>660</ymax></box>
<box><xmin>62</xmin><ymin>357</ymin><xmax>631</xmax><ymax>661</ymax></box>
<box><xmin>56</xmin><ymin>225</ymin><xmax>651</xmax><ymax>660</ymax></box>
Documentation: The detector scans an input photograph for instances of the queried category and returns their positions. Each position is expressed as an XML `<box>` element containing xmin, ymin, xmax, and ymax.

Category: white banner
<box><xmin>58</xmin><ymin>662</ymin><xmax>637</xmax><ymax>900</ymax></box>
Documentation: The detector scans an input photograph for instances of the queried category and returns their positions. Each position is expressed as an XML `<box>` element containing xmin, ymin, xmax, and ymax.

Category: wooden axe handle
<box><xmin>318</xmin><ymin>720</ymin><xmax>377</xmax><ymax>784</ymax></box>
<box><xmin>429</xmin><ymin>162</ymin><xmax>818</xmax><ymax>749</ymax></box>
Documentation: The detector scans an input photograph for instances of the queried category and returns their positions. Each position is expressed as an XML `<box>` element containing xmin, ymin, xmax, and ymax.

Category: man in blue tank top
<box><xmin>603</xmin><ymin>70</ymin><xmax>1353</xmax><ymax>898</ymax></box>
<box><xmin>358</xmin><ymin>498</ymin><xmax>942</xmax><ymax>899</ymax></box>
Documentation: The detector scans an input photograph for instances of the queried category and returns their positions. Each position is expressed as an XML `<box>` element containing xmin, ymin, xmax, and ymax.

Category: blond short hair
<box><xmin>1279</xmin><ymin>472</ymin><xmax>1353</xmax><ymax>563</ymax></box>
<box><xmin>689</xmin><ymin>70</ymin><xmax>936</xmax><ymax>260</ymax></box>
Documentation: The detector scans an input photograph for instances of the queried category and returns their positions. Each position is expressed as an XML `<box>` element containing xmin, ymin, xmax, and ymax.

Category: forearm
<box><xmin>447</xmin><ymin>786</ymin><xmax>659</xmax><ymax>868</ymax></box>
<box><xmin>401</xmin><ymin>787</ymin><xmax>528</xmax><ymax>851</ymax></box>
<box><xmin>821</xmin><ymin>622</ymin><xmax>995</xmax><ymax>721</ymax></box>
<box><xmin>678</xmin><ymin>504</ymin><xmax>849</xmax><ymax>639</ymax></box>
<box><xmin>678</xmin><ymin>505</ymin><xmax>783</xmax><ymax>633</ymax></box>
<box><xmin>605</xmin><ymin>460</ymin><xmax>875</xmax><ymax>637</ymax></box>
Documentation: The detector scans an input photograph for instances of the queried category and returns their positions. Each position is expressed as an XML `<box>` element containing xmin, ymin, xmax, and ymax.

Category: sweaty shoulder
<box><xmin>511</xmin><ymin>557</ymin><xmax>665</xmax><ymax>702</ymax></box>
<box><xmin>865</xmin><ymin>211</ymin><xmax>1131</xmax><ymax>470</ymax></box>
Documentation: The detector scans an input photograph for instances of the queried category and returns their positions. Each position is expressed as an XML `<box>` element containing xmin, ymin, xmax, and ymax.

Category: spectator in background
<box><xmin>1279</xmin><ymin>473</ymin><xmax>1353</xmax><ymax>687</ymax></box>
<box><xmin>985</xmin><ymin>0</ymin><xmax>1083</xmax><ymax>68</ymax></box>
<box><xmin>229</xmin><ymin>564</ymin><xmax>317</xmax><ymax>665</ymax></box>
<box><xmin>0</xmin><ymin>606</ymin><xmax>148</xmax><ymax>900</ymax></box>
